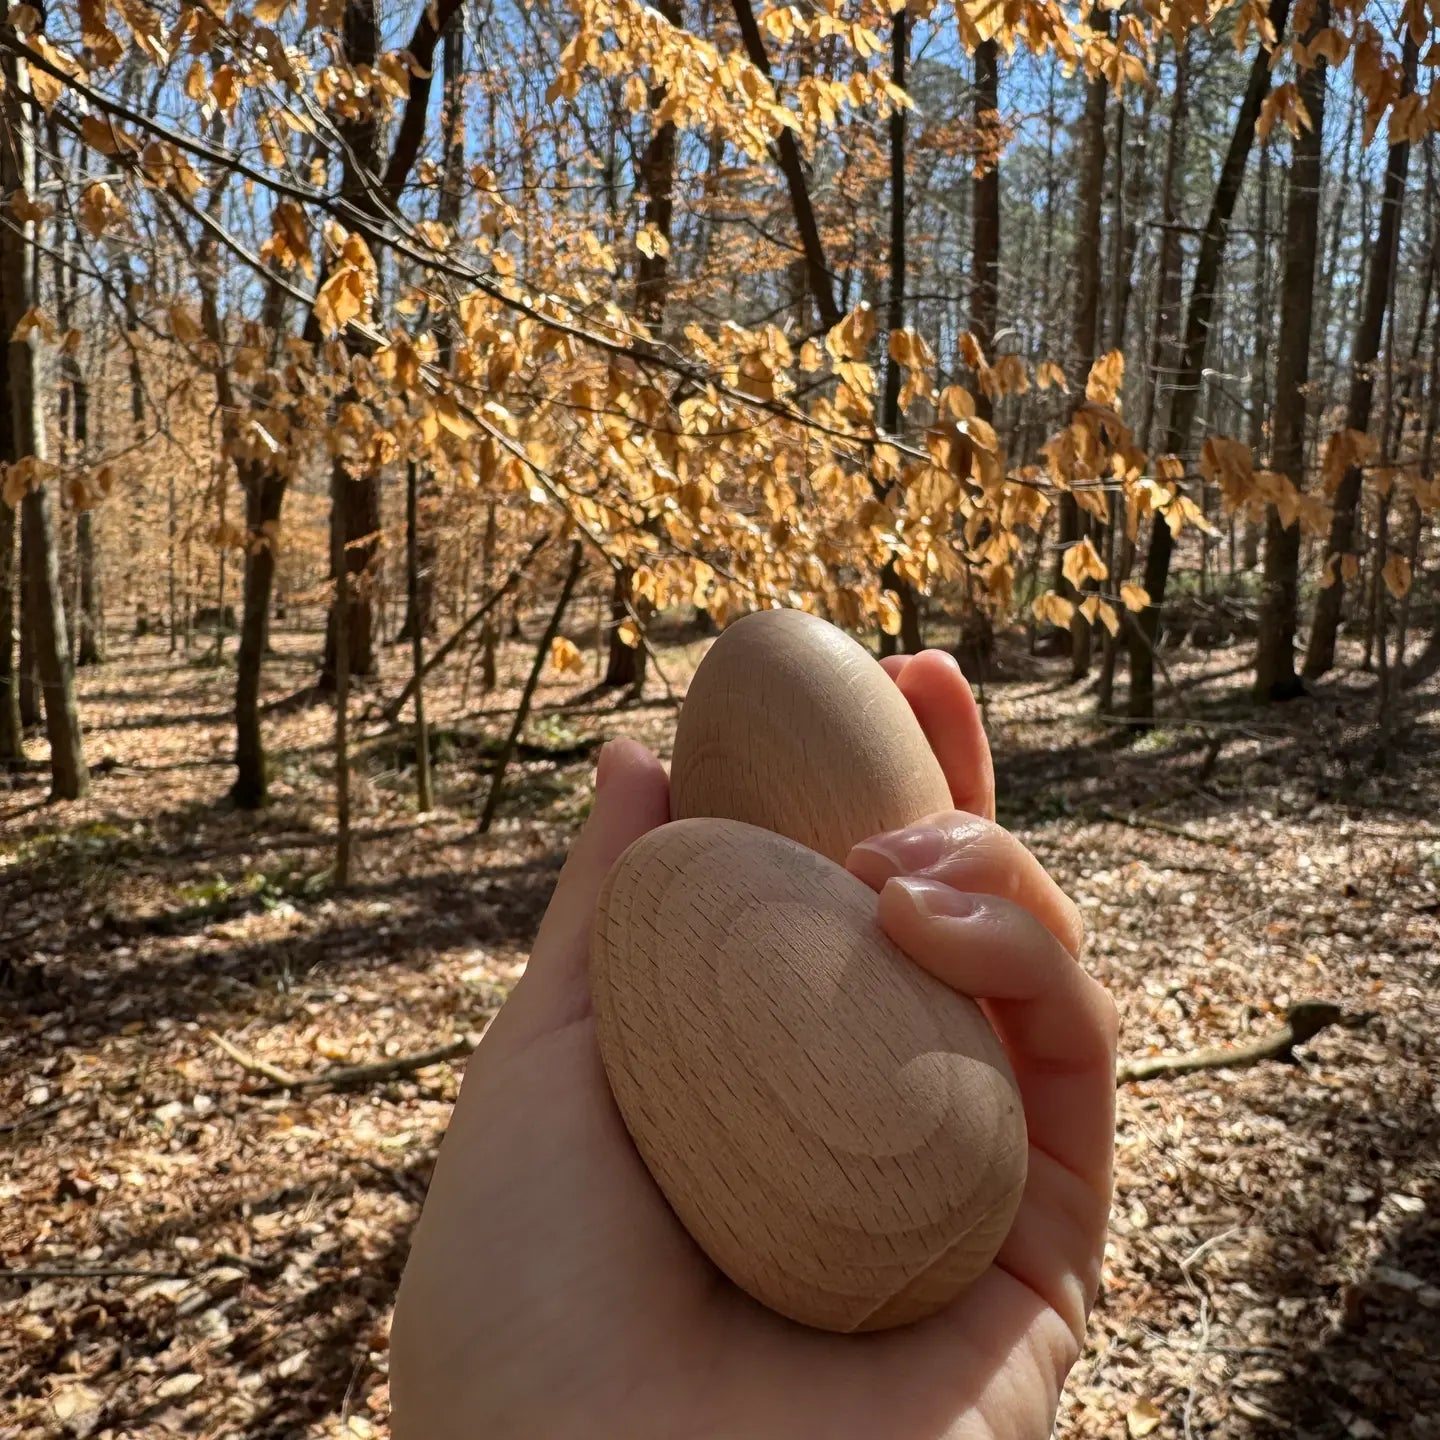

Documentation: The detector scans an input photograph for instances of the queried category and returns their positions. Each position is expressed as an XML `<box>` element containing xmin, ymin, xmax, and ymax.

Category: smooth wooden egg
<box><xmin>669</xmin><ymin>608</ymin><xmax>952</xmax><ymax>863</ymax></box>
<box><xmin>591</xmin><ymin>818</ymin><xmax>1028</xmax><ymax>1333</ymax></box>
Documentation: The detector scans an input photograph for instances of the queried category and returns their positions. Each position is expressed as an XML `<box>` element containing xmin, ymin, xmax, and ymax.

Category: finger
<box><xmin>877</xmin><ymin>877</ymin><xmax>1117</xmax><ymax>1191</ymax></box>
<box><xmin>878</xmin><ymin>654</ymin><xmax>912</xmax><ymax>681</ymax></box>
<box><xmin>489</xmin><ymin>738</ymin><xmax>670</xmax><ymax>1049</ymax></box>
<box><xmin>848</xmin><ymin>811</ymin><xmax>1084</xmax><ymax>959</ymax></box>
<box><xmin>891</xmin><ymin>650</ymin><xmax>995</xmax><ymax>820</ymax></box>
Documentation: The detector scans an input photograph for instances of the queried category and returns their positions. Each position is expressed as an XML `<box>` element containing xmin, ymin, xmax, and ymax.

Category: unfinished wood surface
<box><xmin>591</xmin><ymin>818</ymin><xmax>1028</xmax><ymax>1333</ymax></box>
<box><xmin>669</xmin><ymin>608</ymin><xmax>952</xmax><ymax>862</ymax></box>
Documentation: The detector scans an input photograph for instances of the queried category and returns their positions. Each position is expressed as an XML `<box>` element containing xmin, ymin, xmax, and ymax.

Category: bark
<box><xmin>231</xmin><ymin>466</ymin><xmax>287</xmax><ymax>809</ymax></box>
<box><xmin>1103</xmin><ymin>34</ymin><xmax>1189</xmax><ymax>709</ymax></box>
<box><xmin>0</xmin><ymin>12</ymin><xmax>88</xmax><ymax>798</ymax></box>
<box><xmin>399</xmin><ymin>6</ymin><xmax>465</xmax><ymax>644</ymax></box>
<box><xmin>970</xmin><ymin>39</ymin><xmax>1000</xmax><ymax>422</ymax></box>
<box><xmin>320</xmin><ymin>0</ymin><xmax>383</xmax><ymax>690</ymax></box>
<box><xmin>405</xmin><ymin>461</ymin><xmax>433</xmax><ymax>813</ymax></box>
<box><xmin>1128</xmin><ymin>0</ymin><xmax>1290</xmax><ymax>724</ymax></box>
<box><xmin>603</xmin><ymin>568</ymin><xmax>649</xmax><ymax>694</ymax></box>
<box><xmin>1304</xmin><ymin>32</ymin><xmax>1418</xmax><ymax>679</ymax></box>
<box><xmin>0</xmin><ymin>395</ymin><xmax>21</xmax><ymax>762</ymax></box>
<box><xmin>727</xmin><ymin>0</ymin><xmax>840</xmax><ymax>330</ymax></box>
<box><xmin>1066</xmin><ymin>31</ymin><xmax>1108</xmax><ymax>681</ymax></box>
<box><xmin>48</xmin><ymin>170</ymin><xmax>102</xmax><ymax>667</ymax></box>
<box><xmin>331</xmin><ymin>459</ymin><xmax>353</xmax><ymax>887</ymax></box>
<box><xmin>877</xmin><ymin>8</ymin><xmax>922</xmax><ymax>657</ymax></box>
<box><xmin>1255</xmin><ymin>0</ymin><xmax>1328</xmax><ymax>702</ymax></box>
<box><xmin>605</xmin><ymin>3</ymin><xmax>682</xmax><ymax>683</ymax></box>
<box><xmin>1243</xmin><ymin>138</ymin><xmax>1272</xmax><ymax>571</ymax></box>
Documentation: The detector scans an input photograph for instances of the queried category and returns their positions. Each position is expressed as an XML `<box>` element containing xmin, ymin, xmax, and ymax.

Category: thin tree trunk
<box><xmin>1304</xmin><ymin>32</ymin><xmax>1418</xmax><ymax>679</ymax></box>
<box><xmin>320</xmin><ymin>0</ymin><xmax>383</xmax><ymax>690</ymax></box>
<box><xmin>331</xmin><ymin>463</ymin><xmax>353</xmax><ymax>886</ymax></box>
<box><xmin>971</xmin><ymin>38</ymin><xmax>1000</xmax><ymax>418</ymax></box>
<box><xmin>1128</xmin><ymin>0</ymin><xmax>1291</xmax><ymax>724</ymax></box>
<box><xmin>400</xmin><ymin>6</ymin><xmax>465</xmax><ymax>645</ymax></box>
<box><xmin>1067</xmin><ymin>26</ymin><xmax>1108</xmax><ymax>682</ymax></box>
<box><xmin>0</xmin><ymin>392</ymin><xmax>22</xmax><ymax>761</ymax></box>
<box><xmin>405</xmin><ymin>461</ymin><xmax>433</xmax><ymax>812</ymax></box>
<box><xmin>1243</xmin><ymin>138</ymin><xmax>1272</xmax><ymax>571</ymax></box>
<box><xmin>479</xmin><ymin>541</ymin><xmax>583</xmax><ymax>833</ymax></box>
<box><xmin>878</xmin><ymin>6</ymin><xmax>923</xmax><ymax>656</ymax></box>
<box><xmin>231</xmin><ymin>465</ymin><xmax>286</xmax><ymax>808</ymax></box>
<box><xmin>0</xmin><ymin>13</ymin><xmax>88</xmax><ymax>798</ymax></box>
<box><xmin>1255</xmin><ymin>0</ymin><xmax>1328</xmax><ymax>701</ymax></box>
<box><xmin>1103</xmin><ymin>32</ymin><xmax>1189</xmax><ymax>709</ymax></box>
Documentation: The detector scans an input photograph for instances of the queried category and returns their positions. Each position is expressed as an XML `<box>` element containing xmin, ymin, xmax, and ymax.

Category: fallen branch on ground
<box><xmin>1116</xmin><ymin>1001</ymin><xmax>1372</xmax><ymax>1084</ymax></box>
<box><xmin>208</xmin><ymin>1032</ymin><xmax>480</xmax><ymax>1095</ymax></box>
<box><xmin>1098</xmin><ymin>805</ymin><xmax>1233</xmax><ymax>849</ymax></box>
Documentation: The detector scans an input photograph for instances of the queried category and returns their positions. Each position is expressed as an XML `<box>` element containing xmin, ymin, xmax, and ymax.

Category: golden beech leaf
<box><xmin>7</xmin><ymin>188</ymin><xmax>51</xmax><ymax>225</ymax></box>
<box><xmin>1340</xmin><ymin>552</ymin><xmax>1360</xmax><ymax>584</ymax></box>
<box><xmin>1120</xmin><ymin>582</ymin><xmax>1150</xmax><ymax>612</ymax></box>
<box><xmin>11</xmin><ymin>306</ymin><xmax>56</xmax><ymax>342</ymax></box>
<box><xmin>1035</xmin><ymin>359</ymin><xmax>1068</xmax><ymax>392</ymax></box>
<box><xmin>169</xmin><ymin>305</ymin><xmax>204</xmax><ymax>344</ymax></box>
<box><xmin>550</xmin><ymin>636</ymin><xmax>584</xmax><ymax>675</ymax></box>
<box><xmin>616</xmin><ymin>619</ymin><xmax>641</xmax><ymax>649</ymax></box>
<box><xmin>876</xmin><ymin>591</ymin><xmax>902</xmax><ymax>637</ymax></box>
<box><xmin>1382</xmin><ymin>553</ymin><xmax>1411</xmax><ymax>599</ymax></box>
<box><xmin>1061</xmin><ymin>536</ymin><xmax>1108</xmax><ymax>588</ymax></box>
<box><xmin>1086</xmin><ymin>350</ymin><xmax>1124</xmax><ymax>406</ymax></box>
<box><xmin>1032</xmin><ymin>591</ymin><xmax>1076</xmax><ymax>629</ymax></box>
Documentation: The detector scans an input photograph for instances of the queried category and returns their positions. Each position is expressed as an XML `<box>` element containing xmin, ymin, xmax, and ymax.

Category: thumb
<box><xmin>490</xmin><ymin>738</ymin><xmax>670</xmax><ymax>1049</ymax></box>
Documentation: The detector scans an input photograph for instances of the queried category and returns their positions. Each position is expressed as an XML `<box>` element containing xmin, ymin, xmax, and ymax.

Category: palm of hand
<box><xmin>393</xmin><ymin>652</ymin><xmax>1116</xmax><ymax>1440</ymax></box>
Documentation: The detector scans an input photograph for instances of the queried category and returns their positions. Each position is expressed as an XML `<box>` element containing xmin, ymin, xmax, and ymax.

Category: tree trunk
<box><xmin>1243</xmin><ymin>137</ymin><xmax>1272</xmax><ymax>572</ymax></box>
<box><xmin>603</xmin><ymin>568</ymin><xmax>648</xmax><ymax>695</ymax></box>
<box><xmin>320</xmin><ymin>0</ymin><xmax>383</xmax><ymax>686</ymax></box>
<box><xmin>1066</xmin><ymin>27</ymin><xmax>1108</xmax><ymax>682</ymax></box>
<box><xmin>1255</xmin><ymin>0</ymin><xmax>1328</xmax><ymax>702</ymax></box>
<box><xmin>1128</xmin><ymin>0</ymin><xmax>1291</xmax><ymax>724</ymax></box>
<box><xmin>399</xmin><ymin>6</ymin><xmax>464</xmax><ymax>645</ymax></box>
<box><xmin>405</xmin><ymin>461</ymin><xmax>433</xmax><ymax>813</ymax></box>
<box><xmin>331</xmin><ymin>460</ymin><xmax>353</xmax><ymax>887</ymax></box>
<box><xmin>1303</xmin><ymin>32</ymin><xmax>1418</xmax><ymax>680</ymax></box>
<box><xmin>0</xmin><ymin>408</ymin><xmax>22</xmax><ymax>763</ymax></box>
<box><xmin>320</xmin><ymin>457</ymin><xmax>380</xmax><ymax>689</ymax></box>
<box><xmin>971</xmin><ymin>38</ymin><xmax>1000</xmax><ymax>420</ymax></box>
<box><xmin>231</xmin><ymin>468</ymin><xmax>287</xmax><ymax>808</ymax></box>
<box><xmin>877</xmin><ymin>6</ymin><xmax>922</xmax><ymax>658</ymax></box>
<box><xmin>1102</xmin><ymin>34</ymin><xmax>1189</xmax><ymax>710</ymax></box>
<box><xmin>0</xmin><ymin>14</ymin><xmax>88</xmax><ymax>798</ymax></box>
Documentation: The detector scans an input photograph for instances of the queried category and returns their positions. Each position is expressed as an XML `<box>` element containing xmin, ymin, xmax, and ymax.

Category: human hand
<box><xmin>391</xmin><ymin>650</ymin><xmax>1116</xmax><ymax>1439</ymax></box>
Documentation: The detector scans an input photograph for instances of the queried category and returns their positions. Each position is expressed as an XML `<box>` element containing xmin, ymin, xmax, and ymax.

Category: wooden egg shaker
<box><xmin>590</xmin><ymin>609</ymin><xmax>1027</xmax><ymax>1332</ymax></box>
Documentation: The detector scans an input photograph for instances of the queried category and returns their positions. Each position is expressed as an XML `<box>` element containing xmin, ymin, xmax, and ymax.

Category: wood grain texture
<box><xmin>669</xmin><ymin>608</ymin><xmax>952</xmax><ymax>863</ymax></box>
<box><xmin>591</xmin><ymin>818</ymin><xmax>1028</xmax><ymax>1333</ymax></box>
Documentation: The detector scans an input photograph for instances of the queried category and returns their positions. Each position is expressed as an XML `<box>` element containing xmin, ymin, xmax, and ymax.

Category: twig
<box><xmin>1116</xmin><ymin>1001</ymin><xmax>1372</xmax><ymax>1084</ymax></box>
<box><xmin>0</xmin><ymin>1096</ymin><xmax>68</xmax><ymax>1135</ymax></box>
<box><xmin>207</xmin><ymin>1031</ymin><xmax>299</xmax><ymax>1088</ymax></box>
<box><xmin>1098</xmin><ymin>806</ymin><xmax>1232</xmax><ymax>848</ymax></box>
<box><xmin>377</xmin><ymin>533</ymin><xmax>551</xmax><ymax>724</ymax></box>
<box><xmin>208</xmin><ymin>1031</ymin><xmax>477</xmax><ymax>1095</ymax></box>
<box><xmin>0</xmin><ymin>1266</ymin><xmax>190</xmax><ymax>1281</ymax></box>
<box><xmin>262</xmin><ymin>1036</ymin><xmax>475</xmax><ymax>1095</ymax></box>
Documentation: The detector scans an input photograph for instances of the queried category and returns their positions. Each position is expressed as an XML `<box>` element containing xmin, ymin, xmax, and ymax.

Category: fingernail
<box><xmin>849</xmin><ymin>825</ymin><xmax>946</xmax><ymax>880</ymax></box>
<box><xmin>886</xmin><ymin>876</ymin><xmax>981</xmax><ymax>920</ymax></box>
<box><xmin>595</xmin><ymin>740</ymin><xmax>618</xmax><ymax>793</ymax></box>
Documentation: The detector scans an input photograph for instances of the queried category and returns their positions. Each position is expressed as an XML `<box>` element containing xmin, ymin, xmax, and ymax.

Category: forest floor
<box><xmin>1</xmin><ymin>612</ymin><xmax>1437</xmax><ymax>1440</ymax></box>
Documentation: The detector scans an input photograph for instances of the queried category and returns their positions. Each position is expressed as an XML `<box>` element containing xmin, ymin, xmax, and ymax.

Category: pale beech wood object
<box><xmin>591</xmin><ymin>609</ymin><xmax>1028</xmax><ymax>1331</ymax></box>
<box><xmin>669</xmin><ymin>608</ymin><xmax>952</xmax><ymax>862</ymax></box>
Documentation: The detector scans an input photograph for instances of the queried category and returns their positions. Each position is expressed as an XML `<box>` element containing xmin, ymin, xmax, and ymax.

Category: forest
<box><xmin>1</xmin><ymin>0</ymin><xmax>1437</xmax><ymax>1434</ymax></box>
